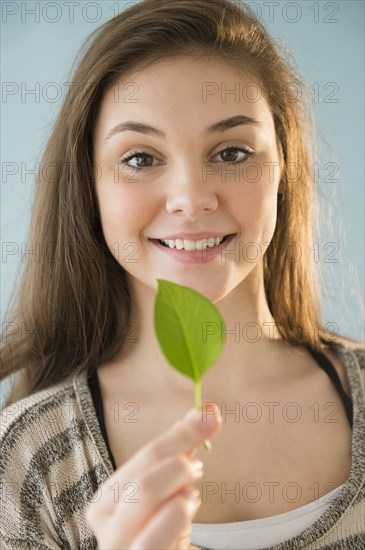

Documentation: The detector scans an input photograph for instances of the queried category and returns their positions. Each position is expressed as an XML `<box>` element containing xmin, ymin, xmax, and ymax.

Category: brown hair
<box><xmin>1</xmin><ymin>0</ymin><xmax>363</xmax><ymax>407</ymax></box>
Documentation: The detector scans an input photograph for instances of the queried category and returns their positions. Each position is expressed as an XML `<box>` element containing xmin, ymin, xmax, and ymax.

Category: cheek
<box><xmin>96</xmin><ymin>181</ymin><xmax>151</xmax><ymax>244</ymax></box>
<box><xmin>227</xmin><ymin>160</ymin><xmax>279</xmax><ymax>235</ymax></box>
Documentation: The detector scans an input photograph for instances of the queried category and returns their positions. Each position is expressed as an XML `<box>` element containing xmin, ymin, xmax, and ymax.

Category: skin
<box><xmin>93</xmin><ymin>55</ymin><xmax>293</xmax><ymax>400</ymax></box>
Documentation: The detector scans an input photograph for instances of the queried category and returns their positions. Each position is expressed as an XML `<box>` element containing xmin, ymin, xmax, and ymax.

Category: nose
<box><xmin>165</xmin><ymin>166</ymin><xmax>218</xmax><ymax>219</ymax></box>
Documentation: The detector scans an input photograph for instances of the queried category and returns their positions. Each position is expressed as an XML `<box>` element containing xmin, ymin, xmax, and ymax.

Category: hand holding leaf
<box><xmin>154</xmin><ymin>279</ymin><xmax>225</xmax><ymax>450</ymax></box>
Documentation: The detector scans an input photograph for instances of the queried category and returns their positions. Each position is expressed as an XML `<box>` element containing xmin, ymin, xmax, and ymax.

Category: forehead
<box><xmin>95</xmin><ymin>56</ymin><xmax>274</xmax><ymax>138</ymax></box>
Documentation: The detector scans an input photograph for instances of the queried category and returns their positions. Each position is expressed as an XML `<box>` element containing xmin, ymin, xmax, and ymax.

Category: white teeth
<box><xmin>184</xmin><ymin>240</ymin><xmax>196</xmax><ymax>251</ymax></box>
<box><xmin>160</xmin><ymin>236</ymin><xmax>225</xmax><ymax>251</ymax></box>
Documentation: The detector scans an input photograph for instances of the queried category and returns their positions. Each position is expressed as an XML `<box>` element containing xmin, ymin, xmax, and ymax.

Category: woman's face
<box><xmin>93</xmin><ymin>56</ymin><xmax>282</xmax><ymax>303</ymax></box>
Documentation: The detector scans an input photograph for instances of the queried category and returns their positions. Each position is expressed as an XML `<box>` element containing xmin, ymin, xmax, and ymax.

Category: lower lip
<box><xmin>149</xmin><ymin>234</ymin><xmax>236</xmax><ymax>264</ymax></box>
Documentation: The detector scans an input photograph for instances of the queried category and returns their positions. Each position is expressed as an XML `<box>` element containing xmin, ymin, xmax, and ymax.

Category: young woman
<box><xmin>1</xmin><ymin>1</ymin><xmax>364</xmax><ymax>549</ymax></box>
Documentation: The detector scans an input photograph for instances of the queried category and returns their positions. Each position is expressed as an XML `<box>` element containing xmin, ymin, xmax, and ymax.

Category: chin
<box><xmin>154</xmin><ymin>270</ymin><xmax>234</xmax><ymax>304</ymax></box>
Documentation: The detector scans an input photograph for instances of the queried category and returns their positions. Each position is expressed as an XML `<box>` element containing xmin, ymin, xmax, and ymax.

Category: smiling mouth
<box><xmin>152</xmin><ymin>234</ymin><xmax>234</xmax><ymax>251</ymax></box>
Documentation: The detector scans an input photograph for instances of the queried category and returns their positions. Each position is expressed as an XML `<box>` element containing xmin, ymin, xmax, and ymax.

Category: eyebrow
<box><xmin>104</xmin><ymin>114</ymin><xmax>261</xmax><ymax>142</ymax></box>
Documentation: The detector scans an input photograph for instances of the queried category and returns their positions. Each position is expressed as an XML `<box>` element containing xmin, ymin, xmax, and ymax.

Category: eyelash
<box><xmin>118</xmin><ymin>145</ymin><xmax>254</xmax><ymax>172</ymax></box>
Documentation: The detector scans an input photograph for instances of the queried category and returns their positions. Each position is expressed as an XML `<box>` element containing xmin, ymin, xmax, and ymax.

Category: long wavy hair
<box><xmin>1</xmin><ymin>0</ymin><xmax>363</xmax><ymax>407</ymax></box>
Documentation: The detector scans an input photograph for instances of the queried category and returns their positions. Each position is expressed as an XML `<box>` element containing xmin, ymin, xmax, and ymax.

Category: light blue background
<box><xmin>1</xmin><ymin>1</ymin><xmax>364</xmax><ymax>404</ymax></box>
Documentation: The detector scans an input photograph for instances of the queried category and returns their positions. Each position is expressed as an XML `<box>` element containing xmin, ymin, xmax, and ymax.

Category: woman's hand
<box><xmin>86</xmin><ymin>402</ymin><xmax>222</xmax><ymax>549</ymax></box>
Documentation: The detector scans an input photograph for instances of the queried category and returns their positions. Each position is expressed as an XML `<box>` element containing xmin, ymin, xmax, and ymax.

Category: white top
<box><xmin>191</xmin><ymin>483</ymin><xmax>346</xmax><ymax>549</ymax></box>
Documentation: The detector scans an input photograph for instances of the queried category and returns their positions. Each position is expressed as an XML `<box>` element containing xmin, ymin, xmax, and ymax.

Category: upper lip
<box><xmin>152</xmin><ymin>232</ymin><xmax>235</xmax><ymax>240</ymax></box>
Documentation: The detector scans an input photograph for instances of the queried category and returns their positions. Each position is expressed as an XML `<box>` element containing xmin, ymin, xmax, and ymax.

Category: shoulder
<box><xmin>331</xmin><ymin>337</ymin><xmax>365</xmax><ymax>372</ymax></box>
<box><xmin>0</xmin><ymin>377</ymin><xmax>78</xmax><ymax>465</ymax></box>
<box><xmin>321</xmin><ymin>338</ymin><xmax>365</xmax><ymax>397</ymax></box>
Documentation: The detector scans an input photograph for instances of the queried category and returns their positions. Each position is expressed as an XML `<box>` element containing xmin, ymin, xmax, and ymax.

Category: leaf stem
<box><xmin>194</xmin><ymin>379</ymin><xmax>201</xmax><ymax>410</ymax></box>
<box><xmin>194</xmin><ymin>380</ymin><xmax>212</xmax><ymax>452</ymax></box>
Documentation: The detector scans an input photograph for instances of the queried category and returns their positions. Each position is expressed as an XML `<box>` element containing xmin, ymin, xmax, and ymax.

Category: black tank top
<box><xmin>88</xmin><ymin>347</ymin><xmax>353</xmax><ymax>473</ymax></box>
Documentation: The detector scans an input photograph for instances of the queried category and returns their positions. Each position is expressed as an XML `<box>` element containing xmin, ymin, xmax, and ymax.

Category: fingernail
<box><xmin>194</xmin><ymin>403</ymin><xmax>221</xmax><ymax>434</ymax></box>
<box><xmin>189</xmin><ymin>458</ymin><xmax>204</xmax><ymax>477</ymax></box>
<box><xmin>183</xmin><ymin>404</ymin><xmax>221</xmax><ymax>436</ymax></box>
<box><xmin>190</xmin><ymin>458</ymin><xmax>203</xmax><ymax>470</ymax></box>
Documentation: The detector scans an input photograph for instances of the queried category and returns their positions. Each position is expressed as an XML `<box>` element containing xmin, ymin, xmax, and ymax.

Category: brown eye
<box><xmin>120</xmin><ymin>152</ymin><xmax>155</xmax><ymax>171</ymax></box>
<box><xmin>221</xmin><ymin>148</ymin><xmax>241</xmax><ymax>162</ymax></box>
<box><xmin>212</xmin><ymin>146</ymin><xmax>253</xmax><ymax>164</ymax></box>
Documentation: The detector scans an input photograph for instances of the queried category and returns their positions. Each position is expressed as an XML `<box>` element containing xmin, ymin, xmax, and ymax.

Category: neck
<box><xmin>104</xmin><ymin>264</ymin><xmax>292</xmax><ymax>398</ymax></box>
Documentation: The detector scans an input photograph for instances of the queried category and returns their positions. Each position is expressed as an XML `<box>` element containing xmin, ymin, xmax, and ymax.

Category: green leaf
<box><xmin>154</xmin><ymin>278</ymin><xmax>225</xmax><ymax>384</ymax></box>
<box><xmin>154</xmin><ymin>279</ymin><xmax>226</xmax><ymax>451</ymax></box>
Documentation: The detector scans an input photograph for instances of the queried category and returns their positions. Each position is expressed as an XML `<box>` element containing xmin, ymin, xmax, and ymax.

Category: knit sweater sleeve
<box><xmin>0</xmin><ymin>381</ymin><xmax>101</xmax><ymax>549</ymax></box>
<box><xmin>0</xmin><ymin>393</ymin><xmax>67</xmax><ymax>548</ymax></box>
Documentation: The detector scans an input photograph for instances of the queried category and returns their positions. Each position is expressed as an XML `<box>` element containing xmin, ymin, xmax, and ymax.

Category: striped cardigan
<box><xmin>1</xmin><ymin>342</ymin><xmax>364</xmax><ymax>549</ymax></box>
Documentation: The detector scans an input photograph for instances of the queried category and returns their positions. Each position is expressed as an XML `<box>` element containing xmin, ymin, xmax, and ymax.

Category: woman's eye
<box><xmin>119</xmin><ymin>152</ymin><xmax>156</xmax><ymax>172</ymax></box>
<box><xmin>212</xmin><ymin>146</ymin><xmax>253</xmax><ymax>164</ymax></box>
